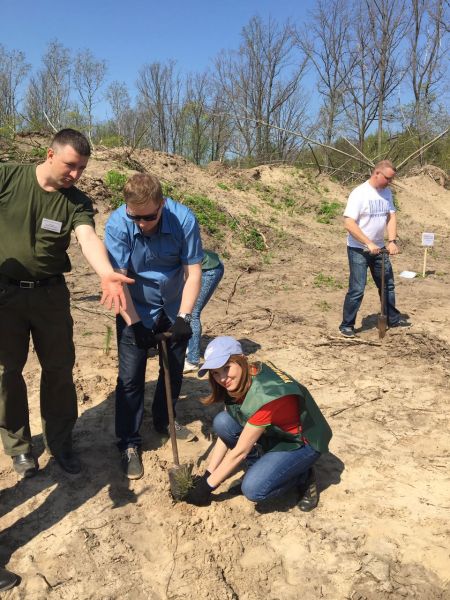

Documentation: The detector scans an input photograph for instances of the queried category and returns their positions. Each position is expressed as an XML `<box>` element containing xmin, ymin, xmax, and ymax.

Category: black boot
<box><xmin>298</xmin><ymin>468</ymin><xmax>319</xmax><ymax>512</ymax></box>
<box><xmin>0</xmin><ymin>567</ymin><xmax>19</xmax><ymax>591</ymax></box>
<box><xmin>12</xmin><ymin>453</ymin><xmax>38</xmax><ymax>478</ymax></box>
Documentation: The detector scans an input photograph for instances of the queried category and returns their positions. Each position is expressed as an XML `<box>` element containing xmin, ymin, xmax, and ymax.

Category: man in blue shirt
<box><xmin>105</xmin><ymin>173</ymin><xmax>202</xmax><ymax>478</ymax></box>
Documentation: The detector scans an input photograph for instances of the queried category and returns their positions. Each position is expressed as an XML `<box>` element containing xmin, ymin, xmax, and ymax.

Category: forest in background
<box><xmin>1</xmin><ymin>0</ymin><xmax>449</xmax><ymax>177</ymax></box>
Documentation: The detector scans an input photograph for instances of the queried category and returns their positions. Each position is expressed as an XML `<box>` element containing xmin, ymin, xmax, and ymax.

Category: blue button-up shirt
<box><xmin>105</xmin><ymin>198</ymin><xmax>203</xmax><ymax>328</ymax></box>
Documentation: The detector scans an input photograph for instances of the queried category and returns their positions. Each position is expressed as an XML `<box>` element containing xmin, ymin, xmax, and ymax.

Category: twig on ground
<box><xmin>330</xmin><ymin>389</ymin><xmax>382</xmax><ymax>417</ymax></box>
<box><xmin>225</xmin><ymin>267</ymin><xmax>251</xmax><ymax>314</ymax></box>
<box><xmin>72</xmin><ymin>303</ymin><xmax>115</xmax><ymax>321</ymax></box>
<box><xmin>315</xmin><ymin>336</ymin><xmax>381</xmax><ymax>347</ymax></box>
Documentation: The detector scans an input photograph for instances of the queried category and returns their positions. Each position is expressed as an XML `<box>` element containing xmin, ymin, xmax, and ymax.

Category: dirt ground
<box><xmin>1</xmin><ymin>147</ymin><xmax>449</xmax><ymax>599</ymax></box>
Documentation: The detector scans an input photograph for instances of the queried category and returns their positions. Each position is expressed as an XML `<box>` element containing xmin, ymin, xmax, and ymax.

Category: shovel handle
<box><xmin>159</xmin><ymin>338</ymin><xmax>180</xmax><ymax>466</ymax></box>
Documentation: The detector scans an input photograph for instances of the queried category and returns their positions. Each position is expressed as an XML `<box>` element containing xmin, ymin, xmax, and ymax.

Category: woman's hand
<box><xmin>185</xmin><ymin>473</ymin><xmax>214</xmax><ymax>506</ymax></box>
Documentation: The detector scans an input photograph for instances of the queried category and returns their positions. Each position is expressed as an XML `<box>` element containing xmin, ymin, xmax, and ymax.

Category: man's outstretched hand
<box><xmin>100</xmin><ymin>272</ymin><xmax>135</xmax><ymax>314</ymax></box>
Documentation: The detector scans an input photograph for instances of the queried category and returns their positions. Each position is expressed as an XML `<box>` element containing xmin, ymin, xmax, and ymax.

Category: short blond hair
<box><xmin>373</xmin><ymin>160</ymin><xmax>396</xmax><ymax>174</ymax></box>
<box><xmin>123</xmin><ymin>173</ymin><xmax>163</xmax><ymax>206</ymax></box>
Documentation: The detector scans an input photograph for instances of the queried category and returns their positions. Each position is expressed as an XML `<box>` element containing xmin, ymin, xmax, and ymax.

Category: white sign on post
<box><xmin>422</xmin><ymin>232</ymin><xmax>435</xmax><ymax>247</ymax></box>
<box><xmin>421</xmin><ymin>232</ymin><xmax>435</xmax><ymax>277</ymax></box>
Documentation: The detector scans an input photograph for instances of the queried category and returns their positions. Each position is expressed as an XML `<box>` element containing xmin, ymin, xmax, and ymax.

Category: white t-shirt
<box><xmin>343</xmin><ymin>181</ymin><xmax>396</xmax><ymax>249</ymax></box>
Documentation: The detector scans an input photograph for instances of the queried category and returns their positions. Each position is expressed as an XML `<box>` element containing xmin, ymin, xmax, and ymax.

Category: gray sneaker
<box><xmin>121</xmin><ymin>447</ymin><xmax>144</xmax><ymax>480</ymax></box>
<box><xmin>339</xmin><ymin>326</ymin><xmax>355</xmax><ymax>338</ymax></box>
<box><xmin>174</xmin><ymin>421</ymin><xmax>197</xmax><ymax>442</ymax></box>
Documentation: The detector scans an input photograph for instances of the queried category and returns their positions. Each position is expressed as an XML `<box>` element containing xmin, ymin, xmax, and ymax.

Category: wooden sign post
<box><xmin>421</xmin><ymin>232</ymin><xmax>435</xmax><ymax>277</ymax></box>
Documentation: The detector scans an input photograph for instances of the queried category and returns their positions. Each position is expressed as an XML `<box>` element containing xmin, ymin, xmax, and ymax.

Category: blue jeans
<box><xmin>186</xmin><ymin>263</ymin><xmax>224</xmax><ymax>365</ymax></box>
<box><xmin>115</xmin><ymin>314</ymin><xmax>188</xmax><ymax>450</ymax></box>
<box><xmin>213</xmin><ymin>411</ymin><xmax>320</xmax><ymax>502</ymax></box>
<box><xmin>340</xmin><ymin>246</ymin><xmax>400</xmax><ymax>329</ymax></box>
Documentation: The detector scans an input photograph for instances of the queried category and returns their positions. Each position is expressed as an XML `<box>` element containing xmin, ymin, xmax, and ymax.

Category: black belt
<box><xmin>0</xmin><ymin>274</ymin><xmax>65</xmax><ymax>289</ymax></box>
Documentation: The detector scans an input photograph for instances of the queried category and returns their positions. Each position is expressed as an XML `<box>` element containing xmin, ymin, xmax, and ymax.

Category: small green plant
<box><xmin>313</xmin><ymin>273</ymin><xmax>344</xmax><ymax>289</ymax></box>
<box><xmin>316</xmin><ymin>201</ymin><xmax>342</xmax><ymax>224</ymax></box>
<box><xmin>104</xmin><ymin>325</ymin><xmax>113</xmax><ymax>355</ymax></box>
<box><xmin>241</xmin><ymin>227</ymin><xmax>266</xmax><ymax>251</ymax></box>
<box><xmin>217</xmin><ymin>182</ymin><xmax>230</xmax><ymax>191</ymax></box>
<box><xmin>105</xmin><ymin>170</ymin><xmax>127</xmax><ymax>209</ymax></box>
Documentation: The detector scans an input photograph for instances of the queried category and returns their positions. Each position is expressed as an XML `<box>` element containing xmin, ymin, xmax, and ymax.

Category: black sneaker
<box><xmin>121</xmin><ymin>447</ymin><xmax>144</xmax><ymax>480</ymax></box>
<box><xmin>339</xmin><ymin>326</ymin><xmax>355</xmax><ymax>338</ymax></box>
<box><xmin>390</xmin><ymin>317</ymin><xmax>411</xmax><ymax>329</ymax></box>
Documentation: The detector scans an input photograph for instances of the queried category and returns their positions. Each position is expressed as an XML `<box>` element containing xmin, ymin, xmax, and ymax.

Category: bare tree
<box><xmin>0</xmin><ymin>45</ymin><xmax>30</xmax><ymax>132</ymax></box>
<box><xmin>106</xmin><ymin>80</ymin><xmax>131</xmax><ymax>140</ymax></box>
<box><xmin>294</xmin><ymin>0</ymin><xmax>355</xmax><ymax>153</ymax></box>
<box><xmin>181</xmin><ymin>72</ymin><xmax>213</xmax><ymax>164</ymax></box>
<box><xmin>365</xmin><ymin>0</ymin><xmax>410</xmax><ymax>153</ymax></box>
<box><xmin>25</xmin><ymin>40</ymin><xmax>71</xmax><ymax>130</ymax></box>
<box><xmin>136</xmin><ymin>60</ymin><xmax>183</xmax><ymax>153</ymax></box>
<box><xmin>215</xmin><ymin>15</ymin><xmax>307</xmax><ymax>163</ymax></box>
<box><xmin>73</xmin><ymin>49</ymin><xmax>107</xmax><ymax>142</ymax></box>
<box><xmin>407</xmin><ymin>0</ymin><xmax>449</xmax><ymax>160</ymax></box>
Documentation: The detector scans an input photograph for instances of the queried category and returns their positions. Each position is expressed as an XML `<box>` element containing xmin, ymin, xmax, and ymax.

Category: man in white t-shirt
<box><xmin>339</xmin><ymin>160</ymin><xmax>410</xmax><ymax>337</ymax></box>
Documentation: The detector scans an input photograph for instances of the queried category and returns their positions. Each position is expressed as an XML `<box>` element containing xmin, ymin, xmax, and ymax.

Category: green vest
<box><xmin>202</xmin><ymin>250</ymin><xmax>221</xmax><ymax>271</ymax></box>
<box><xmin>226</xmin><ymin>362</ymin><xmax>332</xmax><ymax>453</ymax></box>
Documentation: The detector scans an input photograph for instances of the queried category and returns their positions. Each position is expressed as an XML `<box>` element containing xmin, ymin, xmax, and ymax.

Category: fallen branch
<box><xmin>315</xmin><ymin>336</ymin><xmax>381</xmax><ymax>347</ymax></box>
<box><xmin>225</xmin><ymin>267</ymin><xmax>251</xmax><ymax>314</ymax></box>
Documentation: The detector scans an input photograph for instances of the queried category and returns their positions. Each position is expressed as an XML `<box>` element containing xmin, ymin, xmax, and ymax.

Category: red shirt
<box><xmin>247</xmin><ymin>394</ymin><xmax>301</xmax><ymax>435</ymax></box>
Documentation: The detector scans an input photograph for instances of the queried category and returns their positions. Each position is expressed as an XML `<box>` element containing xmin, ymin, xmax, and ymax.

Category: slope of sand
<box><xmin>0</xmin><ymin>150</ymin><xmax>449</xmax><ymax>599</ymax></box>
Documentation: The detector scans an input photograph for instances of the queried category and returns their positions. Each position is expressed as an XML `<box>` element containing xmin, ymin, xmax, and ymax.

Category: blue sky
<box><xmin>2</xmin><ymin>0</ymin><xmax>316</xmax><ymax>118</ymax></box>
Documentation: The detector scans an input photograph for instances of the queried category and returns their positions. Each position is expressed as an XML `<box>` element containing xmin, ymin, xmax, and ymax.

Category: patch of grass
<box><xmin>313</xmin><ymin>273</ymin><xmax>344</xmax><ymax>289</ymax></box>
<box><xmin>234</xmin><ymin>180</ymin><xmax>250</xmax><ymax>192</ymax></box>
<box><xmin>183</xmin><ymin>193</ymin><xmax>228</xmax><ymax>237</ymax></box>
<box><xmin>217</xmin><ymin>182</ymin><xmax>230</xmax><ymax>191</ymax></box>
<box><xmin>241</xmin><ymin>227</ymin><xmax>266</xmax><ymax>251</ymax></box>
<box><xmin>161</xmin><ymin>182</ymin><xmax>231</xmax><ymax>238</ymax></box>
<box><xmin>316</xmin><ymin>200</ymin><xmax>342</xmax><ymax>224</ymax></box>
<box><xmin>316</xmin><ymin>300</ymin><xmax>332</xmax><ymax>311</ymax></box>
<box><xmin>32</xmin><ymin>147</ymin><xmax>47</xmax><ymax>158</ymax></box>
<box><xmin>105</xmin><ymin>170</ymin><xmax>127</xmax><ymax>209</ymax></box>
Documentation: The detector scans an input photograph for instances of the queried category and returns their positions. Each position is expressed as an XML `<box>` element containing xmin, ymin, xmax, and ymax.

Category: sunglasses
<box><xmin>126</xmin><ymin>204</ymin><xmax>162</xmax><ymax>222</ymax></box>
<box><xmin>380</xmin><ymin>171</ymin><xmax>395</xmax><ymax>182</ymax></box>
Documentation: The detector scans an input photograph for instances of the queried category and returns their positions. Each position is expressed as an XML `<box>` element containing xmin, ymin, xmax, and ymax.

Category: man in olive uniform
<box><xmin>0</xmin><ymin>128</ymin><xmax>132</xmax><ymax>476</ymax></box>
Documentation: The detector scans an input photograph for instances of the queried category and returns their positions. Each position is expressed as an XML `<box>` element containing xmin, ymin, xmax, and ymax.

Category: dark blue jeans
<box><xmin>186</xmin><ymin>263</ymin><xmax>224</xmax><ymax>365</ymax></box>
<box><xmin>115</xmin><ymin>314</ymin><xmax>188</xmax><ymax>450</ymax></box>
<box><xmin>340</xmin><ymin>247</ymin><xmax>400</xmax><ymax>329</ymax></box>
<box><xmin>213</xmin><ymin>411</ymin><xmax>320</xmax><ymax>502</ymax></box>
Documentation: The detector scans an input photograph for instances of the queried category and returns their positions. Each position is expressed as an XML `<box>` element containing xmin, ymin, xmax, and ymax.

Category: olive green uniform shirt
<box><xmin>0</xmin><ymin>164</ymin><xmax>95</xmax><ymax>280</ymax></box>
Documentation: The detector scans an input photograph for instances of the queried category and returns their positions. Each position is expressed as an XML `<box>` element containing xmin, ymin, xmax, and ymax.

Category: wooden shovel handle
<box><xmin>158</xmin><ymin>338</ymin><xmax>180</xmax><ymax>466</ymax></box>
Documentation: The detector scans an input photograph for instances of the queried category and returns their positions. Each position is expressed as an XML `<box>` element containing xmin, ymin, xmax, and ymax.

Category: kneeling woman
<box><xmin>185</xmin><ymin>336</ymin><xmax>332</xmax><ymax>510</ymax></box>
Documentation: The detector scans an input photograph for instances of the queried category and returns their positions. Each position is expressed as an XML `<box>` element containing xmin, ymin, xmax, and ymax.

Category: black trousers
<box><xmin>0</xmin><ymin>282</ymin><xmax>77</xmax><ymax>456</ymax></box>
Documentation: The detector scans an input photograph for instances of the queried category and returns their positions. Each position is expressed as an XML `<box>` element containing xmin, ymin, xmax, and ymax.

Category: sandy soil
<box><xmin>1</xmin><ymin>147</ymin><xmax>449</xmax><ymax>599</ymax></box>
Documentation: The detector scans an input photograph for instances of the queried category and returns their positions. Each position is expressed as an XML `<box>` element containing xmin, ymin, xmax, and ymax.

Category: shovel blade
<box><xmin>378</xmin><ymin>315</ymin><xmax>387</xmax><ymax>339</ymax></box>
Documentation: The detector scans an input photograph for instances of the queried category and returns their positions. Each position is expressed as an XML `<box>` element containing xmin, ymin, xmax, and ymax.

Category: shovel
<box><xmin>378</xmin><ymin>249</ymin><xmax>388</xmax><ymax>339</ymax></box>
<box><xmin>156</xmin><ymin>333</ymin><xmax>193</xmax><ymax>500</ymax></box>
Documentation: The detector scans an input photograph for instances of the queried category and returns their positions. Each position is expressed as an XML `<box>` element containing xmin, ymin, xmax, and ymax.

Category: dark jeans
<box><xmin>340</xmin><ymin>246</ymin><xmax>400</xmax><ymax>329</ymax></box>
<box><xmin>186</xmin><ymin>263</ymin><xmax>224</xmax><ymax>365</ymax></box>
<box><xmin>115</xmin><ymin>314</ymin><xmax>187</xmax><ymax>450</ymax></box>
<box><xmin>0</xmin><ymin>282</ymin><xmax>77</xmax><ymax>456</ymax></box>
<box><xmin>213</xmin><ymin>411</ymin><xmax>320</xmax><ymax>502</ymax></box>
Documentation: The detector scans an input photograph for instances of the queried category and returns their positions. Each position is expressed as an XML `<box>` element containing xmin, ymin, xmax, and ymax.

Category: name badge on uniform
<box><xmin>41</xmin><ymin>218</ymin><xmax>62</xmax><ymax>233</ymax></box>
